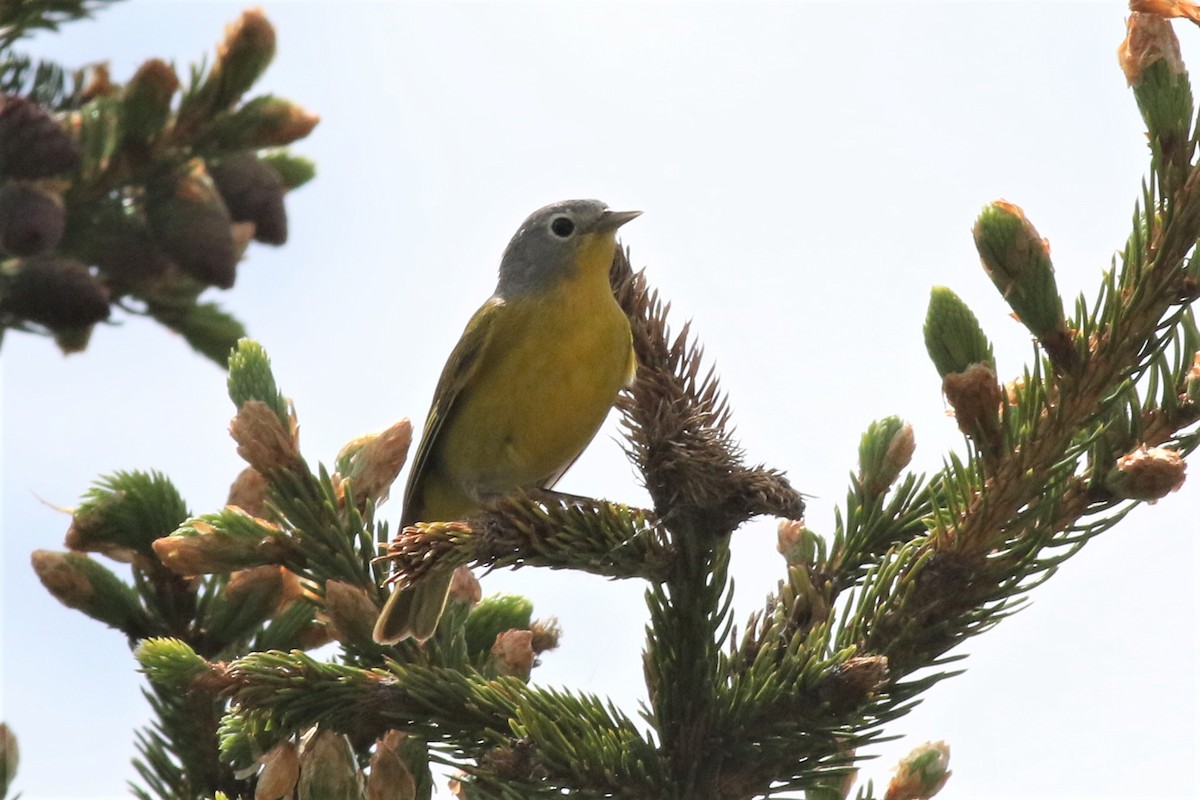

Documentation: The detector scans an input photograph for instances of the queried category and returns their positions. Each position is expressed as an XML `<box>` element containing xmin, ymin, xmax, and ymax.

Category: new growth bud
<box><xmin>31</xmin><ymin>550</ymin><xmax>147</xmax><ymax>633</ymax></box>
<box><xmin>366</xmin><ymin>731</ymin><xmax>418</xmax><ymax>800</ymax></box>
<box><xmin>1105</xmin><ymin>444</ymin><xmax>1186</xmax><ymax>501</ymax></box>
<box><xmin>322</xmin><ymin>580</ymin><xmax>381</xmax><ymax>647</ymax></box>
<box><xmin>229</xmin><ymin>399</ymin><xmax>302</xmax><ymax>476</ymax></box>
<box><xmin>776</xmin><ymin>518</ymin><xmax>822</xmax><ymax>566</ymax></box>
<box><xmin>490</xmin><ymin>629</ymin><xmax>535</xmax><ymax>679</ymax></box>
<box><xmin>122</xmin><ymin>59</ymin><xmax>180</xmax><ymax>145</ymax></box>
<box><xmin>335</xmin><ymin>419</ymin><xmax>414</xmax><ymax>509</ymax></box>
<box><xmin>941</xmin><ymin>363</ymin><xmax>1005</xmax><ymax>465</ymax></box>
<box><xmin>923</xmin><ymin>286</ymin><xmax>994</xmax><ymax>378</ymax></box>
<box><xmin>884</xmin><ymin>741</ymin><xmax>951</xmax><ymax>800</ymax></box>
<box><xmin>298</xmin><ymin>729</ymin><xmax>362</xmax><ymax>800</ymax></box>
<box><xmin>1122</xmin><ymin>10</ymin><xmax>1196</xmax><ymax>186</ymax></box>
<box><xmin>858</xmin><ymin>417</ymin><xmax>916</xmax><ymax>496</ymax></box>
<box><xmin>973</xmin><ymin>202</ymin><xmax>1078</xmax><ymax>373</ymax></box>
<box><xmin>227</xmin><ymin>466</ymin><xmax>270</xmax><ymax>518</ymax></box>
<box><xmin>256</xmin><ymin>740</ymin><xmax>300</xmax><ymax>800</ymax></box>
<box><xmin>464</xmin><ymin>593</ymin><xmax>533</xmax><ymax>660</ymax></box>
<box><xmin>176</xmin><ymin>9</ymin><xmax>277</xmax><ymax>134</ymax></box>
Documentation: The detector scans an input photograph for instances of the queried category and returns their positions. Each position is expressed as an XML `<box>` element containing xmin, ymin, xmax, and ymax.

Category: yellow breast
<box><xmin>434</xmin><ymin>259</ymin><xmax>634</xmax><ymax>501</ymax></box>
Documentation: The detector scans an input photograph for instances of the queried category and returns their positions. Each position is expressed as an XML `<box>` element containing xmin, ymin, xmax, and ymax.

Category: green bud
<box><xmin>176</xmin><ymin>10</ymin><xmax>277</xmax><ymax>134</ymax></box>
<box><xmin>146</xmin><ymin>159</ymin><xmax>238</xmax><ymax>288</ymax></box>
<box><xmin>1</xmin><ymin>723</ymin><xmax>18</xmax><ymax>798</ymax></box>
<box><xmin>153</xmin><ymin>507</ymin><xmax>293</xmax><ymax>575</ymax></box>
<box><xmin>204</xmin><ymin>566</ymin><xmax>293</xmax><ymax>642</ymax></box>
<box><xmin>884</xmin><ymin>740</ymin><xmax>951</xmax><ymax>800</ymax></box>
<box><xmin>260</xmin><ymin>149</ymin><xmax>316</xmax><ymax>190</ymax></box>
<box><xmin>298</xmin><ymin>729</ymin><xmax>362</xmax><ymax>800</ymax></box>
<box><xmin>858</xmin><ymin>416</ymin><xmax>915</xmax><ymax>496</ymax></box>
<box><xmin>122</xmin><ymin>59</ymin><xmax>180</xmax><ymax>144</ymax></box>
<box><xmin>1119</xmin><ymin>12</ymin><xmax>1193</xmax><ymax>176</ymax></box>
<box><xmin>135</xmin><ymin>637</ymin><xmax>210</xmax><ymax>689</ymax></box>
<box><xmin>464</xmin><ymin>593</ymin><xmax>533</xmax><ymax>661</ymax></box>
<box><xmin>65</xmin><ymin>470</ymin><xmax>189</xmax><ymax>563</ymax></box>
<box><xmin>0</xmin><ymin>182</ymin><xmax>65</xmax><ymax>256</ymax></box>
<box><xmin>227</xmin><ymin>339</ymin><xmax>291</xmax><ymax>423</ymax></box>
<box><xmin>210</xmin><ymin>95</ymin><xmax>320</xmax><ymax>150</ymax></box>
<box><xmin>973</xmin><ymin>202</ymin><xmax>1077</xmax><ymax>372</ymax></box>
<box><xmin>776</xmin><ymin>519</ymin><xmax>822</xmax><ymax>566</ymax></box>
<box><xmin>31</xmin><ymin>550</ymin><xmax>150</xmax><ymax>634</ymax></box>
<box><xmin>923</xmin><ymin>287</ymin><xmax>994</xmax><ymax>379</ymax></box>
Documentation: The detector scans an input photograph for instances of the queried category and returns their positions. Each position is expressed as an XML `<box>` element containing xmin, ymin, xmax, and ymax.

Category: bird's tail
<box><xmin>372</xmin><ymin>567</ymin><xmax>455</xmax><ymax>644</ymax></box>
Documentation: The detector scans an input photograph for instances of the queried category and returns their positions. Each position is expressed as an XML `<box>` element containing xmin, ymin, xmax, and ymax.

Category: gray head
<box><xmin>495</xmin><ymin>199</ymin><xmax>641</xmax><ymax>297</ymax></box>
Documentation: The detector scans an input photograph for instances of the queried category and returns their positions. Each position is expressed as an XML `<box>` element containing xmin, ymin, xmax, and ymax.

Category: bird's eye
<box><xmin>549</xmin><ymin>215</ymin><xmax>575</xmax><ymax>238</ymax></box>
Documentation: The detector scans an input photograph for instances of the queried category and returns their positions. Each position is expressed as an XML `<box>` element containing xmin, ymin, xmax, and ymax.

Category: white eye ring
<box><xmin>548</xmin><ymin>214</ymin><xmax>576</xmax><ymax>239</ymax></box>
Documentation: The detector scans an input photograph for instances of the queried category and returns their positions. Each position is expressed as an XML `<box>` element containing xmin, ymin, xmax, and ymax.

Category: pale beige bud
<box><xmin>490</xmin><ymin>629</ymin><xmax>535</xmax><ymax>679</ymax></box>
<box><xmin>1107</xmin><ymin>445</ymin><xmax>1186</xmax><ymax>502</ymax></box>
<box><xmin>256</xmin><ymin>740</ymin><xmax>299</xmax><ymax>800</ymax></box>
<box><xmin>336</xmin><ymin>419</ymin><xmax>413</xmax><ymax>508</ymax></box>
<box><xmin>447</xmin><ymin>566</ymin><xmax>482</xmax><ymax>608</ymax></box>
<box><xmin>366</xmin><ymin>730</ymin><xmax>416</xmax><ymax>800</ymax></box>
<box><xmin>1120</xmin><ymin>11</ymin><xmax>1186</xmax><ymax>86</ymax></box>
<box><xmin>298</xmin><ymin>728</ymin><xmax>362</xmax><ymax>799</ymax></box>
<box><xmin>776</xmin><ymin>518</ymin><xmax>818</xmax><ymax>565</ymax></box>
<box><xmin>322</xmin><ymin>580</ymin><xmax>380</xmax><ymax>646</ymax></box>
<box><xmin>229</xmin><ymin>399</ymin><xmax>301</xmax><ymax>475</ymax></box>
<box><xmin>227</xmin><ymin>466</ymin><xmax>269</xmax><ymax>517</ymax></box>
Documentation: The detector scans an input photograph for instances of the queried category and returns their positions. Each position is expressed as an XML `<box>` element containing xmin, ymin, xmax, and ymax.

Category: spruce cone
<box><xmin>0</xmin><ymin>256</ymin><xmax>110</xmax><ymax>328</ymax></box>
<box><xmin>0</xmin><ymin>96</ymin><xmax>80</xmax><ymax>180</ymax></box>
<box><xmin>146</xmin><ymin>161</ymin><xmax>238</xmax><ymax>288</ymax></box>
<box><xmin>0</xmin><ymin>183</ymin><xmax>65</xmax><ymax>256</ymax></box>
<box><xmin>208</xmin><ymin>153</ymin><xmax>288</xmax><ymax>244</ymax></box>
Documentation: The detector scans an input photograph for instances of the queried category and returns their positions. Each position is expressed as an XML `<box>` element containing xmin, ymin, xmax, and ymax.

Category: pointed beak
<box><xmin>597</xmin><ymin>209</ymin><xmax>642</xmax><ymax>231</ymax></box>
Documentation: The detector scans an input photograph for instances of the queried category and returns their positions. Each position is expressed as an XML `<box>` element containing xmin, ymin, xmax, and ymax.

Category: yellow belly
<box><xmin>428</xmin><ymin>278</ymin><xmax>633</xmax><ymax>510</ymax></box>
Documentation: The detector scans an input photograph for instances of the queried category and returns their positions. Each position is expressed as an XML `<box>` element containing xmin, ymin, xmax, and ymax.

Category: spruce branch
<box><xmin>0</xmin><ymin>0</ymin><xmax>118</xmax><ymax>50</ymax></box>
<box><xmin>378</xmin><ymin>492</ymin><xmax>672</xmax><ymax>585</ymax></box>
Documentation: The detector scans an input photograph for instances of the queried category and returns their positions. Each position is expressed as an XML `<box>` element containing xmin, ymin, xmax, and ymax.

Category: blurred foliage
<box><xmin>0</xmin><ymin>1</ymin><xmax>316</xmax><ymax>365</ymax></box>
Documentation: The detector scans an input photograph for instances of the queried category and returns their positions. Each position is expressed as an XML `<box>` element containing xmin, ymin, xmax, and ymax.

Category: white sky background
<box><xmin>1</xmin><ymin>0</ymin><xmax>1198</xmax><ymax>797</ymax></box>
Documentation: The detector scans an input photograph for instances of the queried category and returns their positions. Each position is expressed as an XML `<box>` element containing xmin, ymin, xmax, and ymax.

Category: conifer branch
<box><xmin>379</xmin><ymin>492</ymin><xmax>672</xmax><ymax>585</ymax></box>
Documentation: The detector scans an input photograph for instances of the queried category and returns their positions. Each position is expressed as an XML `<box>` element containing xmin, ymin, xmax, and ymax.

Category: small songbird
<box><xmin>373</xmin><ymin>199</ymin><xmax>640</xmax><ymax>644</ymax></box>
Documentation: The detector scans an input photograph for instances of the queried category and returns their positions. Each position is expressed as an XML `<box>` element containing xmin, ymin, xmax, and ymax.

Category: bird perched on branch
<box><xmin>373</xmin><ymin>199</ymin><xmax>640</xmax><ymax>644</ymax></box>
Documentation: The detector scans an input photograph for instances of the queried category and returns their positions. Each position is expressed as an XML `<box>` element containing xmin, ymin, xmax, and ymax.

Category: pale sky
<box><xmin>2</xmin><ymin>1</ymin><xmax>1198</xmax><ymax>798</ymax></box>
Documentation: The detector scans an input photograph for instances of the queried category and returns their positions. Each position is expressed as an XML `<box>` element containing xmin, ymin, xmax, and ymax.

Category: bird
<box><xmin>372</xmin><ymin>199</ymin><xmax>640</xmax><ymax>644</ymax></box>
